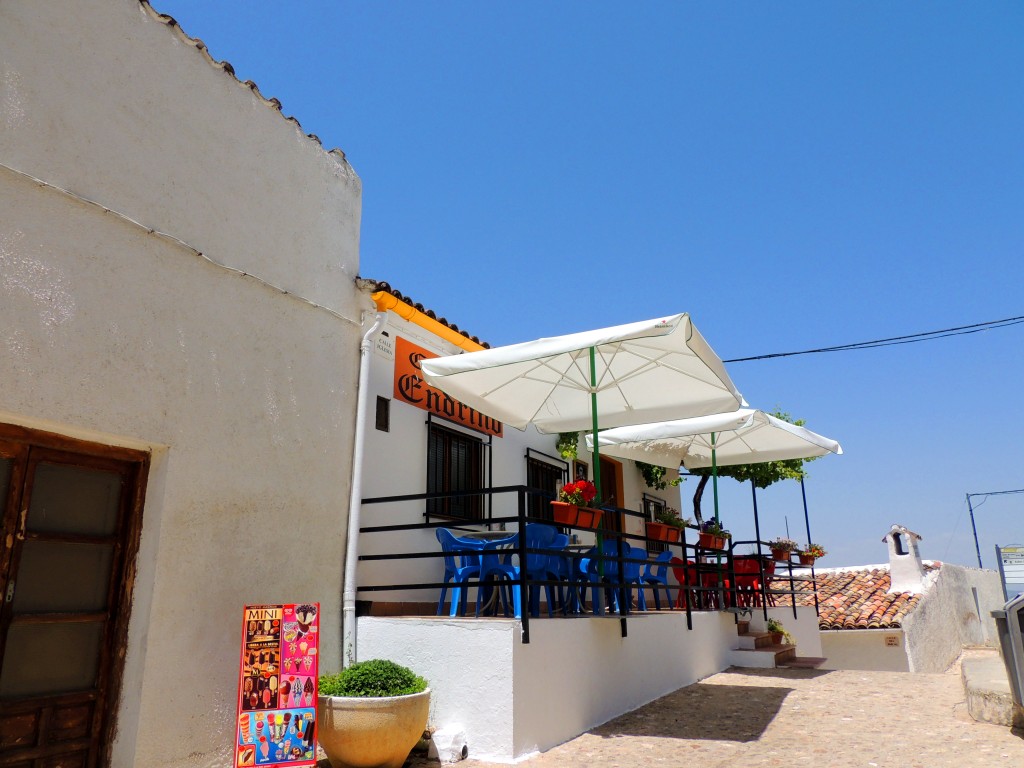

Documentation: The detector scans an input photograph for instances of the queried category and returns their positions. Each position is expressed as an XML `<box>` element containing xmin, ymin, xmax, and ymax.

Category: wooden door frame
<box><xmin>0</xmin><ymin>423</ymin><xmax>149</xmax><ymax>768</ymax></box>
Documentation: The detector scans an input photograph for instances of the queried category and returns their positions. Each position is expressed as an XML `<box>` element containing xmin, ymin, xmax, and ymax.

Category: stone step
<box><xmin>728</xmin><ymin>643</ymin><xmax>797</xmax><ymax>669</ymax></box>
<box><xmin>778</xmin><ymin>656</ymin><xmax>827</xmax><ymax>670</ymax></box>
<box><xmin>736</xmin><ymin>631</ymin><xmax>775</xmax><ymax>650</ymax></box>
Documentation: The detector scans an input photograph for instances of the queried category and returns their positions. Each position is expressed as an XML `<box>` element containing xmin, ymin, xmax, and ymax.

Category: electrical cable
<box><xmin>725</xmin><ymin>315</ymin><xmax>1024</xmax><ymax>363</ymax></box>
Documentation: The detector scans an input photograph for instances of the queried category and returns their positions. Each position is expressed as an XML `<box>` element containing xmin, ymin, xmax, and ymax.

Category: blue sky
<box><xmin>155</xmin><ymin>1</ymin><xmax>1023</xmax><ymax>570</ymax></box>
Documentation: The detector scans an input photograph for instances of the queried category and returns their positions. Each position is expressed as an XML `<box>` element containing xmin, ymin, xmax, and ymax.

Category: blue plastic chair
<box><xmin>436</xmin><ymin>528</ymin><xmax>483</xmax><ymax>617</ymax></box>
<box><xmin>523</xmin><ymin>524</ymin><xmax>563</xmax><ymax>617</ymax></box>
<box><xmin>582</xmin><ymin>539</ymin><xmax>624</xmax><ymax>615</ymax></box>
<box><xmin>642</xmin><ymin>550</ymin><xmax>674</xmax><ymax>610</ymax></box>
<box><xmin>624</xmin><ymin>547</ymin><xmax>649</xmax><ymax>612</ymax></box>
<box><xmin>476</xmin><ymin>533</ymin><xmax>522</xmax><ymax>618</ymax></box>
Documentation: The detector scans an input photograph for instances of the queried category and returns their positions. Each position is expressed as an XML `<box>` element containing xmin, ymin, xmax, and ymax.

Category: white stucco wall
<box><xmin>820</xmin><ymin>629</ymin><xmax>910</xmax><ymax>672</ymax></box>
<box><xmin>1</xmin><ymin>2</ymin><xmax>364</xmax><ymax>766</ymax></box>
<box><xmin>358</xmin><ymin>612</ymin><xmax>734</xmax><ymax>762</ymax></box>
<box><xmin>749</xmin><ymin>606</ymin><xmax>823</xmax><ymax>657</ymax></box>
<box><xmin>903</xmin><ymin>564</ymin><xmax>1003</xmax><ymax>673</ymax></box>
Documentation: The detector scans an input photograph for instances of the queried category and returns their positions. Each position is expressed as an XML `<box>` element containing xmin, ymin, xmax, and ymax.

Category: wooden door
<box><xmin>0</xmin><ymin>432</ymin><xmax>147</xmax><ymax>768</ymax></box>
<box><xmin>598</xmin><ymin>456</ymin><xmax>624</xmax><ymax>533</ymax></box>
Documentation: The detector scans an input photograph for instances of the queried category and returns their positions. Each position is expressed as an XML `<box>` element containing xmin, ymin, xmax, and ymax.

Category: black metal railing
<box><xmin>357</xmin><ymin>485</ymin><xmax>818</xmax><ymax>643</ymax></box>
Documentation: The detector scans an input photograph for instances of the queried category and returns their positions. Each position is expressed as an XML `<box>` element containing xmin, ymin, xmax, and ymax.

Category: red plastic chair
<box><xmin>670</xmin><ymin>557</ymin><xmax>700</xmax><ymax>609</ymax></box>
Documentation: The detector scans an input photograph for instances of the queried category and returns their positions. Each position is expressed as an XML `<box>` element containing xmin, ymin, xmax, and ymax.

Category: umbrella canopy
<box><xmin>587</xmin><ymin>409</ymin><xmax>843</xmax><ymax>469</ymax></box>
<box><xmin>419</xmin><ymin>313</ymin><xmax>743</xmax><ymax>434</ymax></box>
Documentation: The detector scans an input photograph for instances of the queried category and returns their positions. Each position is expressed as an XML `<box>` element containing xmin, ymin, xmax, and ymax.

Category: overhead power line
<box><xmin>724</xmin><ymin>314</ymin><xmax>1024</xmax><ymax>363</ymax></box>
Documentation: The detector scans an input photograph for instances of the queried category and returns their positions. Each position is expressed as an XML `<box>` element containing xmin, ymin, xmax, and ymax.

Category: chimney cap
<box><xmin>882</xmin><ymin>523</ymin><xmax>922</xmax><ymax>543</ymax></box>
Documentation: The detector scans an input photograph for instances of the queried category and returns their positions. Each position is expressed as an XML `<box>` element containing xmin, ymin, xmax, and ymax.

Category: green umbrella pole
<box><xmin>711</xmin><ymin>431</ymin><xmax>724</xmax><ymax>606</ymax></box>
<box><xmin>590</xmin><ymin>346</ymin><xmax>605</xmax><ymax>590</ymax></box>
<box><xmin>711</xmin><ymin>431</ymin><xmax>719</xmax><ymax>523</ymax></box>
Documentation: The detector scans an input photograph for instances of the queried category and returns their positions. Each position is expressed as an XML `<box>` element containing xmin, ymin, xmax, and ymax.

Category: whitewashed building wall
<box><xmin>1</xmin><ymin>2</ymin><xmax>364</xmax><ymax>766</ymax></box>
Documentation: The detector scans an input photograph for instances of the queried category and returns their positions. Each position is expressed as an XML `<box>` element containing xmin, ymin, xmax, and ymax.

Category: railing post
<box><xmin>518</xmin><ymin>487</ymin><xmax>530</xmax><ymax>644</ymax></box>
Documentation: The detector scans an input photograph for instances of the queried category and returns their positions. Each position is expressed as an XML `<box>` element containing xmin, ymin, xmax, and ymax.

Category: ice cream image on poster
<box><xmin>236</xmin><ymin>603</ymin><xmax>318</xmax><ymax>766</ymax></box>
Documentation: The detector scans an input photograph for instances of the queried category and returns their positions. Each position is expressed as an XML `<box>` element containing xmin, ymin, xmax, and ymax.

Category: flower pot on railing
<box><xmin>646</xmin><ymin>521</ymin><xmax>671</xmax><ymax>542</ymax></box>
<box><xmin>576</xmin><ymin>507</ymin><xmax>603</xmax><ymax>529</ymax></box>
<box><xmin>798</xmin><ymin>553</ymin><xmax>816</xmax><ymax>566</ymax></box>
<box><xmin>698</xmin><ymin>532</ymin><xmax>726</xmax><ymax>550</ymax></box>
<box><xmin>551</xmin><ymin>501</ymin><xmax>578</xmax><ymax>526</ymax></box>
<box><xmin>551</xmin><ymin>502</ymin><xmax>602</xmax><ymax>529</ymax></box>
<box><xmin>771</xmin><ymin>548</ymin><xmax>790</xmax><ymax>562</ymax></box>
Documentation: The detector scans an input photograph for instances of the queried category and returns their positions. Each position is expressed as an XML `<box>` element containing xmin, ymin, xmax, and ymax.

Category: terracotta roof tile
<box><xmin>141</xmin><ymin>2</ymin><xmax>348</xmax><ymax>161</ymax></box>
<box><xmin>776</xmin><ymin>563</ymin><xmax>941</xmax><ymax>630</ymax></box>
<box><xmin>366</xmin><ymin>280</ymin><xmax>490</xmax><ymax>348</ymax></box>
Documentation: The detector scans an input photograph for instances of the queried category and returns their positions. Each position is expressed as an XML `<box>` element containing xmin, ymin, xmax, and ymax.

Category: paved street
<box><xmin>412</xmin><ymin>655</ymin><xmax>1024</xmax><ymax>768</ymax></box>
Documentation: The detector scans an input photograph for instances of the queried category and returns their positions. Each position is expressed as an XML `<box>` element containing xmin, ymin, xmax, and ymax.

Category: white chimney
<box><xmin>884</xmin><ymin>524</ymin><xmax>925</xmax><ymax>594</ymax></box>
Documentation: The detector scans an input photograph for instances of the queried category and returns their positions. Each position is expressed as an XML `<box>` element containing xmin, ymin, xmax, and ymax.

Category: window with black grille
<box><xmin>426</xmin><ymin>424</ymin><xmax>484</xmax><ymax>520</ymax></box>
<box><xmin>526</xmin><ymin>456</ymin><xmax>563</xmax><ymax>521</ymax></box>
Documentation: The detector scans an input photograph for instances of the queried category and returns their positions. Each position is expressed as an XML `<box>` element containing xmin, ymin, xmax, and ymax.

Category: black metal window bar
<box><xmin>357</xmin><ymin>485</ymin><xmax>818</xmax><ymax>644</ymax></box>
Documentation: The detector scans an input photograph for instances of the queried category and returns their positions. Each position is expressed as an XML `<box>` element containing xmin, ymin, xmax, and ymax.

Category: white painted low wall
<box><xmin>357</xmin><ymin>611</ymin><xmax>736</xmax><ymax>762</ymax></box>
<box><xmin>820</xmin><ymin>629</ymin><xmax>910</xmax><ymax>672</ymax></box>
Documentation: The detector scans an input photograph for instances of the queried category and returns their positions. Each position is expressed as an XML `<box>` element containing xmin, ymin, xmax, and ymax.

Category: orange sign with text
<box><xmin>393</xmin><ymin>336</ymin><xmax>503</xmax><ymax>437</ymax></box>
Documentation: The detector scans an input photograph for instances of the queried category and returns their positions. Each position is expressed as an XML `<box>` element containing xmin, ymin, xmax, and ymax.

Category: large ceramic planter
<box><xmin>317</xmin><ymin>689</ymin><xmax>431</xmax><ymax>768</ymax></box>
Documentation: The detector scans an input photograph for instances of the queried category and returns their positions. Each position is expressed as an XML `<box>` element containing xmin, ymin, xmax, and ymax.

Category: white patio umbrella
<box><xmin>420</xmin><ymin>313</ymin><xmax>744</xmax><ymax>502</ymax></box>
<box><xmin>586</xmin><ymin>408</ymin><xmax>842</xmax><ymax>522</ymax></box>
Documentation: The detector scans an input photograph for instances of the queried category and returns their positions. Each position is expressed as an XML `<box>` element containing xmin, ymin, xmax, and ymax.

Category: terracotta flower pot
<box><xmin>771</xmin><ymin>548</ymin><xmax>790</xmax><ymax>562</ymax></box>
<box><xmin>317</xmin><ymin>689</ymin><xmax>431</xmax><ymax>768</ymax></box>
<box><xmin>646</xmin><ymin>521</ymin><xmax>671</xmax><ymax>541</ymax></box>
<box><xmin>698</xmin><ymin>532</ymin><xmax>725</xmax><ymax>550</ymax></box>
<box><xmin>551</xmin><ymin>501</ymin><xmax>578</xmax><ymax>526</ymax></box>
<box><xmin>575</xmin><ymin>506</ymin><xmax>603</xmax><ymax>529</ymax></box>
<box><xmin>798</xmin><ymin>553</ymin><xmax>816</xmax><ymax>566</ymax></box>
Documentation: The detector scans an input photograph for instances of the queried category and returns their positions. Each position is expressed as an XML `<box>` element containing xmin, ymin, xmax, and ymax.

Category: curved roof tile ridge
<box><xmin>364</xmin><ymin>279</ymin><xmax>490</xmax><ymax>348</ymax></box>
<box><xmin>140</xmin><ymin>1</ymin><xmax>349</xmax><ymax>161</ymax></box>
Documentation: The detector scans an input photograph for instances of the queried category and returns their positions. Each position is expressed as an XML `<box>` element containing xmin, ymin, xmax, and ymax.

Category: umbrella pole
<box><xmin>589</xmin><ymin>346</ymin><xmax>606</xmax><ymax>613</ymax></box>
<box><xmin>711</xmin><ymin>432</ymin><xmax>719</xmax><ymax>523</ymax></box>
<box><xmin>710</xmin><ymin>432</ymin><xmax>726</xmax><ymax>608</ymax></box>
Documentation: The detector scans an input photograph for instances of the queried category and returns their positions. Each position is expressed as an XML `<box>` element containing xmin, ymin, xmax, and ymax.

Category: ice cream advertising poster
<box><xmin>236</xmin><ymin>604</ymin><xmax>319</xmax><ymax>766</ymax></box>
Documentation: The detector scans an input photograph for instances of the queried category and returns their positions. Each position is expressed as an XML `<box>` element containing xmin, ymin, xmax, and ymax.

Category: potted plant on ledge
<box><xmin>551</xmin><ymin>480</ymin><xmax>600</xmax><ymax>528</ymax></box>
<box><xmin>646</xmin><ymin>507</ymin><xmax>690</xmax><ymax>543</ymax></box>
<box><xmin>698</xmin><ymin>519</ymin><xmax>730</xmax><ymax>550</ymax></box>
<box><xmin>798</xmin><ymin>542</ymin><xmax>826</xmax><ymax>566</ymax></box>
<box><xmin>317</xmin><ymin>659</ymin><xmax>430</xmax><ymax>768</ymax></box>
<box><xmin>768</xmin><ymin>536</ymin><xmax>797</xmax><ymax>562</ymax></box>
<box><xmin>766</xmin><ymin>617</ymin><xmax>794</xmax><ymax>645</ymax></box>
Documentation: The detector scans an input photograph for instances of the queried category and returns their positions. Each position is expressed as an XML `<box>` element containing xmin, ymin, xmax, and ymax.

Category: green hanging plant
<box><xmin>636</xmin><ymin>461</ymin><xmax>682</xmax><ymax>490</ymax></box>
<box><xmin>556</xmin><ymin>432</ymin><xmax>579</xmax><ymax>461</ymax></box>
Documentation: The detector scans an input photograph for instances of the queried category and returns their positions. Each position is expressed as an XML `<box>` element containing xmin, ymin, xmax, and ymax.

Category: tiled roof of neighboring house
<box><xmin>366</xmin><ymin>280</ymin><xmax>491</xmax><ymax>348</ymax></box>
<box><xmin>141</xmin><ymin>2</ymin><xmax>347</xmax><ymax>161</ymax></box>
<box><xmin>777</xmin><ymin>562</ymin><xmax>942</xmax><ymax>630</ymax></box>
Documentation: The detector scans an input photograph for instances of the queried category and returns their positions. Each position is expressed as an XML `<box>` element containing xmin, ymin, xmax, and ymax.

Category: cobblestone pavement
<box><xmin>410</xmin><ymin>655</ymin><xmax>1024</xmax><ymax>768</ymax></box>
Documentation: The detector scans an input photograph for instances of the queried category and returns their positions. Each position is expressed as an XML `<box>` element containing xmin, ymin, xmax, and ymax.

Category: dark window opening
<box><xmin>643</xmin><ymin>495</ymin><xmax>668</xmax><ymax>552</ymax></box>
<box><xmin>375</xmin><ymin>396</ymin><xmax>390</xmax><ymax>432</ymax></box>
<box><xmin>426</xmin><ymin>424</ymin><xmax>484</xmax><ymax>520</ymax></box>
<box><xmin>526</xmin><ymin>457</ymin><xmax>563</xmax><ymax>522</ymax></box>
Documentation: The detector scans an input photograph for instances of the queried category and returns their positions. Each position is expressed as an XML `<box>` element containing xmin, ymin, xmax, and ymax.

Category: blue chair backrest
<box><xmin>625</xmin><ymin>547</ymin><xmax>648</xmax><ymax>580</ymax></box>
<box><xmin>644</xmin><ymin>550</ymin><xmax>673</xmax><ymax>580</ymax></box>
<box><xmin>524</xmin><ymin>523</ymin><xmax>557</xmax><ymax>571</ymax></box>
<box><xmin>436</xmin><ymin>528</ymin><xmax>483</xmax><ymax>571</ymax></box>
<box><xmin>586</xmin><ymin>539</ymin><xmax>625</xmax><ymax>577</ymax></box>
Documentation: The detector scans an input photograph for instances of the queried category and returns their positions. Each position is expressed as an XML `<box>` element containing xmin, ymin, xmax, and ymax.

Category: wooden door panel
<box><xmin>0</xmin><ymin>431</ymin><xmax>148</xmax><ymax>768</ymax></box>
